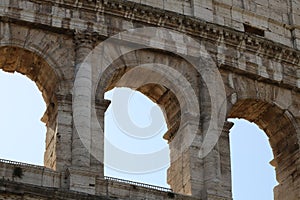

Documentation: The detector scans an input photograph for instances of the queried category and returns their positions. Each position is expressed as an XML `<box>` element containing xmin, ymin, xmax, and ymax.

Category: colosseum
<box><xmin>0</xmin><ymin>0</ymin><xmax>300</xmax><ymax>199</ymax></box>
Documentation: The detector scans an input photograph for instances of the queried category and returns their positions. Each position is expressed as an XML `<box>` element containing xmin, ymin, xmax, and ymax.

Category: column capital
<box><xmin>74</xmin><ymin>30</ymin><xmax>97</xmax><ymax>48</ymax></box>
<box><xmin>74</xmin><ymin>30</ymin><xmax>98</xmax><ymax>71</ymax></box>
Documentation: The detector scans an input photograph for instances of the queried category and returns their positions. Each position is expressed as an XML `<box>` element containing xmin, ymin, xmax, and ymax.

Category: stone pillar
<box><xmin>273</xmin><ymin>139</ymin><xmax>300</xmax><ymax>200</ymax></box>
<box><xmin>66</xmin><ymin>31</ymin><xmax>103</xmax><ymax>194</ymax></box>
<box><xmin>167</xmin><ymin>112</ymin><xmax>204</xmax><ymax>197</ymax></box>
<box><xmin>204</xmin><ymin>121</ymin><xmax>233</xmax><ymax>200</ymax></box>
<box><xmin>172</xmin><ymin>120</ymin><xmax>233</xmax><ymax>200</ymax></box>
<box><xmin>273</xmin><ymin>153</ymin><xmax>300</xmax><ymax>200</ymax></box>
<box><xmin>270</xmin><ymin>115</ymin><xmax>300</xmax><ymax>200</ymax></box>
<box><xmin>205</xmin><ymin>121</ymin><xmax>233</xmax><ymax>200</ymax></box>
<box><xmin>168</xmin><ymin>146</ymin><xmax>205</xmax><ymax>195</ymax></box>
<box><xmin>90</xmin><ymin>99</ymin><xmax>111</xmax><ymax>174</ymax></box>
<box><xmin>54</xmin><ymin>93</ymin><xmax>73</xmax><ymax>172</ymax></box>
<box><xmin>71</xmin><ymin>31</ymin><xmax>94</xmax><ymax>168</ymax></box>
<box><xmin>42</xmin><ymin>90</ymin><xmax>73</xmax><ymax>172</ymax></box>
<box><xmin>43</xmin><ymin>101</ymin><xmax>58</xmax><ymax>170</ymax></box>
<box><xmin>168</xmin><ymin>119</ymin><xmax>233</xmax><ymax>199</ymax></box>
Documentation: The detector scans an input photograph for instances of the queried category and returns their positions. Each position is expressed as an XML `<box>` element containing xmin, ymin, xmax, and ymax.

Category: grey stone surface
<box><xmin>0</xmin><ymin>0</ymin><xmax>299</xmax><ymax>200</ymax></box>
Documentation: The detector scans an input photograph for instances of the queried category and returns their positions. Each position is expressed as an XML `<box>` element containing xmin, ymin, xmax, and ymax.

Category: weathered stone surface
<box><xmin>0</xmin><ymin>0</ymin><xmax>300</xmax><ymax>200</ymax></box>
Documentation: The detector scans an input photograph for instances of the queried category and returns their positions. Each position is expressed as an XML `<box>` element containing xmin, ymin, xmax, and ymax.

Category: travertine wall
<box><xmin>127</xmin><ymin>0</ymin><xmax>300</xmax><ymax>48</ymax></box>
<box><xmin>0</xmin><ymin>159</ymin><xmax>199</xmax><ymax>200</ymax></box>
<box><xmin>0</xmin><ymin>0</ymin><xmax>299</xmax><ymax>200</ymax></box>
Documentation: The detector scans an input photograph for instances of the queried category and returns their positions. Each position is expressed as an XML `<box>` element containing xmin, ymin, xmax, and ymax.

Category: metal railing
<box><xmin>104</xmin><ymin>176</ymin><xmax>172</xmax><ymax>192</ymax></box>
<box><xmin>0</xmin><ymin>158</ymin><xmax>45</xmax><ymax>169</ymax></box>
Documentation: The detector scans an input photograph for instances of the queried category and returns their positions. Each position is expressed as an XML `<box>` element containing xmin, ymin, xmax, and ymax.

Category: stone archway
<box><xmin>228</xmin><ymin>99</ymin><xmax>299</xmax><ymax>200</ymax></box>
<box><xmin>223</xmin><ymin>70</ymin><xmax>300</xmax><ymax>200</ymax></box>
<box><xmin>96</xmin><ymin>50</ymin><xmax>189</xmax><ymax>142</ymax></box>
<box><xmin>0</xmin><ymin>46</ymin><xmax>59</xmax><ymax>170</ymax></box>
<box><xmin>94</xmin><ymin>48</ymin><xmax>203</xmax><ymax>195</ymax></box>
<box><xmin>0</xmin><ymin>22</ymin><xmax>75</xmax><ymax>173</ymax></box>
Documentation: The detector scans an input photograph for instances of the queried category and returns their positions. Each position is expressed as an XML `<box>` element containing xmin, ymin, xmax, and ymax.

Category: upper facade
<box><xmin>0</xmin><ymin>1</ymin><xmax>300</xmax><ymax>200</ymax></box>
<box><xmin>127</xmin><ymin>0</ymin><xmax>300</xmax><ymax>49</ymax></box>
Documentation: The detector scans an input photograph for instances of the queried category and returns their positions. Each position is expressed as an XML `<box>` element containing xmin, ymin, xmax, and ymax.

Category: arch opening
<box><xmin>104</xmin><ymin>87</ymin><xmax>170</xmax><ymax>187</ymax></box>
<box><xmin>95</xmin><ymin>49</ymin><xmax>202</xmax><ymax>193</ymax></box>
<box><xmin>229</xmin><ymin>118</ymin><xmax>278</xmax><ymax>200</ymax></box>
<box><xmin>0</xmin><ymin>70</ymin><xmax>46</xmax><ymax>165</ymax></box>
<box><xmin>0</xmin><ymin>46</ymin><xmax>59</xmax><ymax>170</ymax></box>
<box><xmin>228</xmin><ymin>98</ymin><xmax>300</xmax><ymax>199</ymax></box>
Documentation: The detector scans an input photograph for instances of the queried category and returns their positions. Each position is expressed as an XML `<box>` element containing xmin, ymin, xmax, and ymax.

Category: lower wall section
<box><xmin>0</xmin><ymin>179</ymin><xmax>199</xmax><ymax>200</ymax></box>
<box><xmin>0</xmin><ymin>159</ymin><xmax>201</xmax><ymax>200</ymax></box>
<box><xmin>96</xmin><ymin>177</ymin><xmax>198</xmax><ymax>200</ymax></box>
<box><xmin>0</xmin><ymin>159</ymin><xmax>233</xmax><ymax>199</ymax></box>
<box><xmin>0</xmin><ymin>159</ymin><xmax>61</xmax><ymax>188</ymax></box>
<box><xmin>0</xmin><ymin>179</ymin><xmax>110</xmax><ymax>200</ymax></box>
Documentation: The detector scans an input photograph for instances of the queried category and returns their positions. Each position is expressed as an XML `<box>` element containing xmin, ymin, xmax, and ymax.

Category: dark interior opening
<box><xmin>244</xmin><ymin>24</ymin><xmax>265</xmax><ymax>37</ymax></box>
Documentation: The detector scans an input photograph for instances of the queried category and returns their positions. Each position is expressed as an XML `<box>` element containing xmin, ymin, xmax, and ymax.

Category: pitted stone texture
<box><xmin>0</xmin><ymin>160</ymin><xmax>200</xmax><ymax>200</ymax></box>
<box><xmin>1</xmin><ymin>0</ymin><xmax>299</xmax><ymax>48</ymax></box>
<box><xmin>0</xmin><ymin>0</ymin><xmax>300</xmax><ymax>200</ymax></box>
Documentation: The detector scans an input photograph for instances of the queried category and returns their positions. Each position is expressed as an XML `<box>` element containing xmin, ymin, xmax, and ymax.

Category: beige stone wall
<box><xmin>0</xmin><ymin>0</ymin><xmax>299</xmax><ymax>200</ymax></box>
<box><xmin>0</xmin><ymin>160</ymin><xmax>200</xmax><ymax>200</ymax></box>
<box><xmin>1</xmin><ymin>0</ymin><xmax>299</xmax><ymax>48</ymax></box>
<box><xmin>125</xmin><ymin>0</ymin><xmax>300</xmax><ymax>48</ymax></box>
<box><xmin>128</xmin><ymin>0</ymin><xmax>192</xmax><ymax>15</ymax></box>
<box><xmin>0</xmin><ymin>159</ymin><xmax>61</xmax><ymax>188</ymax></box>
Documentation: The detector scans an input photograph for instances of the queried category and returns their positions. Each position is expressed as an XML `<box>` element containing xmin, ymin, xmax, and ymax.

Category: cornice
<box><xmin>26</xmin><ymin>0</ymin><xmax>300</xmax><ymax>66</ymax></box>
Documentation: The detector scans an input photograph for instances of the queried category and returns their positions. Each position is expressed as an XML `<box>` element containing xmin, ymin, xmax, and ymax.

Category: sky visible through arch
<box><xmin>0</xmin><ymin>70</ymin><xmax>277</xmax><ymax>200</ymax></box>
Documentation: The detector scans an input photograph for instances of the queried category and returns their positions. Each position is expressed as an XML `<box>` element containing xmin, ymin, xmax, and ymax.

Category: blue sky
<box><xmin>0</xmin><ymin>70</ymin><xmax>277</xmax><ymax>199</ymax></box>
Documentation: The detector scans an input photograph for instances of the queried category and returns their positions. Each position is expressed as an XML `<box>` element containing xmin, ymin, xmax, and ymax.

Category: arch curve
<box><xmin>0</xmin><ymin>23</ymin><xmax>74</xmax><ymax>83</ymax></box>
<box><xmin>0</xmin><ymin>45</ymin><xmax>66</xmax><ymax>170</ymax></box>
<box><xmin>224</xmin><ymin>71</ymin><xmax>300</xmax><ymax>199</ymax></box>
<box><xmin>96</xmin><ymin>49</ymin><xmax>201</xmax><ymax>141</ymax></box>
<box><xmin>0</xmin><ymin>46</ymin><xmax>58</xmax><ymax>125</ymax></box>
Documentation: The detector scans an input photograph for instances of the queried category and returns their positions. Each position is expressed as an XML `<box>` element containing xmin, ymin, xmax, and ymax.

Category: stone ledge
<box><xmin>1</xmin><ymin>0</ymin><xmax>299</xmax><ymax>64</ymax></box>
<box><xmin>0</xmin><ymin>179</ymin><xmax>111</xmax><ymax>200</ymax></box>
<box><xmin>0</xmin><ymin>159</ymin><xmax>202</xmax><ymax>199</ymax></box>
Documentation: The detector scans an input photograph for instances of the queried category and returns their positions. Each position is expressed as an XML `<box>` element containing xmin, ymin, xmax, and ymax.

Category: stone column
<box><xmin>90</xmin><ymin>99</ymin><xmax>111</xmax><ymax>175</ymax></box>
<box><xmin>211</xmin><ymin>121</ymin><xmax>234</xmax><ymax>199</ymax></box>
<box><xmin>273</xmin><ymin>152</ymin><xmax>300</xmax><ymax>200</ymax></box>
<box><xmin>71</xmin><ymin>31</ymin><xmax>94</xmax><ymax>168</ymax></box>
<box><xmin>66</xmin><ymin>31</ymin><xmax>103</xmax><ymax>195</ymax></box>
<box><xmin>272</xmin><ymin>115</ymin><xmax>300</xmax><ymax>200</ymax></box>
<box><xmin>183</xmin><ymin>121</ymin><xmax>232</xmax><ymax>200</ymax></box>
<box><xmin>55</xmin><ymin>93</ymin><xmax>73</xmax><ymax>172</ymax></box>
<box><xmin>169</xmin><ymin>120</ymin><xmax>233</xmax><ymax>200</ymax></box>
<box><xmin>43</xmin><ymin>100</ymin><xmax>58</xmax><ymax>170</ymax></box>
<box><xmin>167</xmin><ymin>112</ymin><xmax>204</xmax><ymax>197</ymax></box>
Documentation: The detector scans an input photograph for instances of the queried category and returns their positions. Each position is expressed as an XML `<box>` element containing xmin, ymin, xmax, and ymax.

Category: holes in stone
<box><xmin>244</xmin><ymin>24</ymin><xmax>264</xmax><ymax>37</ymax></box>
<box><xmin>12</xmin><ymin>167</ymin><xmax>23</xmax><ymax>179</ymax></box>
<box><xmin>167</xmin><ymin>192</ymin><xmax>175</xmax><ymax>198</ymax></box>
<box><xmin>104</xmin><ymin>87</ymin><xmax>170</xmax><ymax>188</ymax></box>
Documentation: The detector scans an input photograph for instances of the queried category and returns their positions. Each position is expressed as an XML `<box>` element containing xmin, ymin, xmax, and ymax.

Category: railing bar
<box><xmin>0</xmin><ymin>158</ymin><xmax>45</xmax><ymax>169</ymax></box>
<box><xmin>104</xmin><ymin>176</ymin><xmax>172</xmax><ymax>192</ymax></box>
